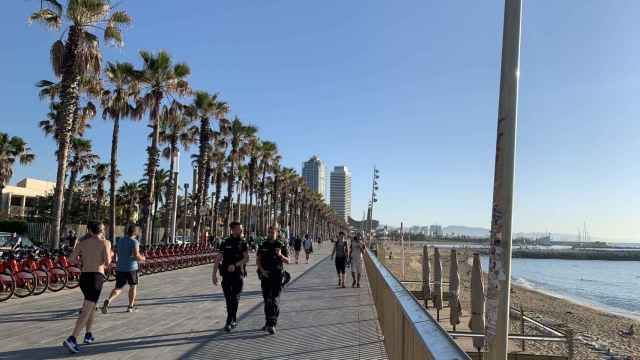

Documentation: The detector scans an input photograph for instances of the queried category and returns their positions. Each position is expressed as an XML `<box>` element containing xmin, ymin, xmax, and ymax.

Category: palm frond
<box><xmin>28</xmin><ymin>9</ymin><xmax>62</xmax><ymax>30</ymax></box>
<box><xmin>50</xmin><ymin>40</ymin><xmax>65</xmax><ymax>77</ymax></box>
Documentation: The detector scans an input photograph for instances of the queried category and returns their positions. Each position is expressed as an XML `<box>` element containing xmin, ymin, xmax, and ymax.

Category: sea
<box><xmin>480</xmin><ymin>256</ymin><xmax>640</xmax><ymax>320</ymax></box>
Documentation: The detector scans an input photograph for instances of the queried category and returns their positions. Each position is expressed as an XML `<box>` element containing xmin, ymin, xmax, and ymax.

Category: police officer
<box><xmin>212</xmin><ymin>221</ymin><xmax>249</xmax><ymax>332</ymax></box>
<box><xmin>256</xmin><ymin>224</ymin><xmax>290</xmax><ymax>335</ymax></box>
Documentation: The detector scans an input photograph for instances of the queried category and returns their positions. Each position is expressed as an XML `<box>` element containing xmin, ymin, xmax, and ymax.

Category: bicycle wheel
<box><xmin>65</xmin><ymin>267</ymin><xmax>81</xmax><ymax>289</ymax></box>
<box><xmin>48</xmin><ymin>267</ymin><xmax>67</xmax><ymax>292</ymax></box>
<box><xmin>14</xmin><ymin>271</ymin><xmax>37</xmax><ymax>298</ymax></box>
<box><xmin>0</xmin><ymin>273</ymin><xmax>15</xmax><ymax>302</ymax></box>
<box><xmin>32</xmin><ymin>269</ymin><xmax>49</xmax><ymax>295</ymax></box>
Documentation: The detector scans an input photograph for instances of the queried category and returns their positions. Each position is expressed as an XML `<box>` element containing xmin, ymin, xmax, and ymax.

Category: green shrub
<box><xmin>0</xmin><ymin>220</ymin><xmax>28</xmax><ymax>234</ymax></box>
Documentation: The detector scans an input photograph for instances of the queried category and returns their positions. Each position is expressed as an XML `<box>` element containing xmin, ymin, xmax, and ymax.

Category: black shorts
<box><xmin>115</xmin><ymin>271</ymin><xmax>138</xmax><ymax>289</ymax></box>
<box><xmin>79</xmin><ymin>272</ymin><xmax>105</xmax><ymax>303</ymax></box>
<box><xmin>335</xmin><ymin>257</ymin><xmax>347</xmax><ymax>274</ymax></box>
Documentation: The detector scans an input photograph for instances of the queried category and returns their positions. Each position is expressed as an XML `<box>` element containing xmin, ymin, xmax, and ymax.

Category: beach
<box><xmin>383</xmin><ymin>243</ymin><xmax>640</xmax><ymax>359</ymax></box>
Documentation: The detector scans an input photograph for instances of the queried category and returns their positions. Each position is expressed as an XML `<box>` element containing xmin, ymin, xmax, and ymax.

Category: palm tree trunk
<box><xmin>142</xmin><ymin>93</ymin><xmax>162</xmax><ymax>246</ymax></box>
<box><xmin>194</xmin><ymin>118</ymin><xmax>210</xmax><ymax>241</ymax></box>
<box><xmin>109</xmin><ymin>117</ymin><xmax>120</xmax><ymax>242</ymax></box>
<box><xmin>226</xmin><ymin>161</ymin><xmax>235</xmax><ymax>228</ymax></box>
<box><xmin>51</xmin><ymin>26</ymin><xmax>83</xmax><ymax>249</ymax></box>
<box><xmin>235</xmin><ymin>179</ymin><xmax>242</xmax><ymax>221</ymax></box>
<box><xmin>164</xmin><ymin>142</ymin><xmax>177</xmax><ymax>238</ymax></box>
<box><xmin>62</xmin><ymin>168</ymin><xmax>78</xmax><ymax>234</ymax></box>
<box><xmin>213</xmin><ymin>165</ymin><xmax>223</xmax><ymax>238</ymax></box>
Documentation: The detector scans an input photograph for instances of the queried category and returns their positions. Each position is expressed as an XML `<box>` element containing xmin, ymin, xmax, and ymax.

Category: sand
<box><xmin>382</xmin><ymin>243</ymin><xmax>640</xmax><ymax>359</ymax></box>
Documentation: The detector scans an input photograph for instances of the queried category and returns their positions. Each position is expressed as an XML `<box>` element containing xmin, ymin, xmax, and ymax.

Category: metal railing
<box><xmin>364</xmin><ymin>247</ymin><xmax>471</xmax><ymax>360</ymax></box>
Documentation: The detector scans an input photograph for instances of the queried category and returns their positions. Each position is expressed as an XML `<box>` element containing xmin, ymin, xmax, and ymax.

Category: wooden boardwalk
<box><xmin>0</xmin><ymin>246</ymin><xmax>387</xmax><ymax>359</ymax></box>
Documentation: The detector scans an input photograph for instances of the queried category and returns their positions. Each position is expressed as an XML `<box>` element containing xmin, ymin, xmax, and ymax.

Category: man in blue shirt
<box><xmin>101</xmin><ymin>225</ymin><xmax>145</xmax><ymax>313</ymax></box>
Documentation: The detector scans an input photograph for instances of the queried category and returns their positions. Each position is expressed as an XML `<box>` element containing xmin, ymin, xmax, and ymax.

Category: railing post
<box><xmin>566</xmin><ymin>328</ymin><xmax>574</xmax><ymax>360</ymax></box>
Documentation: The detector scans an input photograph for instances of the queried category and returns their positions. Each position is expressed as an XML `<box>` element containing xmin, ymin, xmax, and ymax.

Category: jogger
<box><xmin>63</xmin><ymin>221</ymin><xmax>111</xmax><ymax>354</ymax></box>
<box><xmin>102</xmin><ymin>225</ymin><xmax>145</xmax><ymax>314</ymax></box>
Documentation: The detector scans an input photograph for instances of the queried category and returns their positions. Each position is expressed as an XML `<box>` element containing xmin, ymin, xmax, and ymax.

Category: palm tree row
<box><xmin>26</xmin><ymin>1</ymin><xmax>346</xmax><ymax>248</ymax></box>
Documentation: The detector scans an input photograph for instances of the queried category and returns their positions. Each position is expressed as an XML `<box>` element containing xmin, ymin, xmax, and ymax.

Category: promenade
<box><xmin>0</xmin><ymin>246</ymin><xmax>387</xmax><ymax>360</ymax></box>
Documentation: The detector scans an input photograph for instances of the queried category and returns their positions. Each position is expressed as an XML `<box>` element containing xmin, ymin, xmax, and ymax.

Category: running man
<box><xmin>302</xmin><ymin>234</ymin><xmax>313</xmax><ymax>264</ymax></box>
<box><xmin>331</xmin><ymin>231</ymin><xmax>349</xmax><ymax>288</ymax></box>
<box><xmin>212</xmin><ymin>221</ymin><xmax>249</xmax><ymax>332</ymax></box>
<box><xmin>257</xmin><ymin>224</ymin><xmax>290</xmax><ymax>334</ymax></box>
<box><xmin>349</xmin><ymin>235</ymin><xmax>365</xmax><ymax>288</ymax></box>
<box><xmin>102</xmin><ymin>225</ymin><xmax>145</xmax><ymax>314</ymax></box>
<box><xmin>63</xmin><ymin>222</ymin><xmax>111</xmax><ymax>354</ymax></box>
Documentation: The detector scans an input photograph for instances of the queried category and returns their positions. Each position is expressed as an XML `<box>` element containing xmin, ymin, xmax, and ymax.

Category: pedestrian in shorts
<box><xmin>63</xmin><ymin>221</ymin><xmax>112</xmax><ymax>354</ymax></box>
<box><xmin>102</xmin><ymin>225</ymin><xmax>146</xmax><ymax>314</ymax></box>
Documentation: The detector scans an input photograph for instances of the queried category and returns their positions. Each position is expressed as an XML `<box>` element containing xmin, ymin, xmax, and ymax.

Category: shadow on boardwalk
<box><xmin>0</xmin><ymin>254</ymin><xmax>386</xmax><ymax>360</ymax></box>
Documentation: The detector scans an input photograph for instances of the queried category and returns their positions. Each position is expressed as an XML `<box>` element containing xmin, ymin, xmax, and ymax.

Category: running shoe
<box><xmin>230</xmin><ymin>321</ymin><xmax>238</xmax><ymax>329</ymax></box>
<box><xmin>224</xmin><ymin>324</ymin><xmax>232</xmax><ymax>332</ymax></box>
<box><xmin>127</xmin><ymin>306</ymin><xmax>136</xmax><ymax>313</ymax></box>
<box><xmin>267</xmin><ymin>326</ymin><xmax>276</xmax><ymax>335</ymax></box>
<box><xmin>63</xmin><ymin>336</ymin><xmax>80</xmax><ymax>354</ymax></box>
<box><xmin>101</xmin><ymin>300</ymin><xmax>110</xmax><ymax>314</ymax></box>
<box><xmin>83</xmin><ymin>333</ymin><xmax>95</xmax><ymax>344</ymax></box>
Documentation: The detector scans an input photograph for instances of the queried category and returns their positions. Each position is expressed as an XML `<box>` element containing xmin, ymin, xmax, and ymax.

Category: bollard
<box><xmin>566</xmin><ymin>328</ymin><xmax>574</xmax><ymax>360</ymax></box>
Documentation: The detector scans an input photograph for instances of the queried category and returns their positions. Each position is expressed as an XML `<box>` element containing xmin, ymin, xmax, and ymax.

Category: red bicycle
<box><xmin>0</xmin><ymin>252</ymin><xmax>16</xmax><ymax>301</ymax></box>
<box><xmin>38</xmin><ymin>249</ymin><xmax>68</xmax><ymax>292</ymax></box>
<box><xmin>57</xmin><ymin>248</ymin><xmax>81</xmax><ymax>289</ymax></box>
<box><xmin>1</xmin><ymin>251</ymin><xmax>37</xmax><ymax>298</ymax></box>
<box><xmin>20</xmin><ymin>250</ymin><xmax>49</xmax><ymax>296</ymax></box>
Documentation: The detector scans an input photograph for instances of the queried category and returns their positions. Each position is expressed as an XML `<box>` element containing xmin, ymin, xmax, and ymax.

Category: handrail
<box><xmin>365</xmin><ymin>248</ymin><xmax>470</xmax><ymax>360</ymax></box>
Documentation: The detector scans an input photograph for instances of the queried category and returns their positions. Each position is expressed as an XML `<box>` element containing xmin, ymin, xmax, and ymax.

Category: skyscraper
<box><xmin>302</xmin><ymin>156</ymin><xmax>326</xmax><ymax>199</ymax></box>
<box><xmin>330</xmin><ymin>166</ymin><xmax>352</xmax><ymax>221</ymax></box>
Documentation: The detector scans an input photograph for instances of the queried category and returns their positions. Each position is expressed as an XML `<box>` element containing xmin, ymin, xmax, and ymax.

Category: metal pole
<box><xmin>183</xmin><ymin>183</ymin><xmax>189</xmax><ymax>243</ymax></box>
<box><xmin>170</xmin><ymin>149</ymin><xmax>180</xmax><ymax>244</ymax></box>
<box><xmin>400</xmin><ymin>221</ymin><xmax>405</xmax><ymax>280</ymax></box>
<box><xmin>486</xmin><ymin>1</ymin><xmax>522</xmax><ymax>359</ymax></box>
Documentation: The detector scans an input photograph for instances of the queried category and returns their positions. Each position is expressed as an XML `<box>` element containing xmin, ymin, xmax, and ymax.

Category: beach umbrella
<box><xmin>469</xmin><ymin>253</ymin><xmax>486</xmax><ymax>351</ymax></box>
<box><xmin>449</xmin><ymin>249</ymin><xmax>462</xmax><ymax>330</ymax></box>
<box><xmin>422</xmin><ymin>246</ymin><xmax>431</xmax><ymax>308</ymax></box>
<box><xmin>433</xmin><ymin>248</ymin><xmax>443</xmax><ymax>320</ymax></box>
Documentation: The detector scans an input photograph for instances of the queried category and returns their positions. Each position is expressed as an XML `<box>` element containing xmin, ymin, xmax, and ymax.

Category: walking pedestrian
<box><xmin>293</xmin><ymin>235</ymin><xmax>302</xmax><ymax>264</ymax></box>
<box><xmin>257</xmin><ymin>224</ymin><xmax>290</xmax><ymax>335</ymax></box>
<box><xmin>349</xmin><ymin>235</ymin><xmax>365</xmax><ymax>288</ymax></box>
<box><xmin>102</xmin><ymin>225</ymin><xmax>145</xmax><ymax>314</ymax></box>
<box><xmin>331</xmin><ymin>231</ymin><xmax>349</xmax><ymax>288</ymax></box>
<box><xmin>212</xmin><ymin>221</ymin><xmax>249</xmax><ymax>332</ymax></box>
<box><xmin>62</xmin><ymin>221</ymin><xmax>111</xmax><ymax>354</ymax></box>
<box><xmin>302</xmin><ymin>234</ymin><xmax>313</xmax><ymax>264</ymax></box>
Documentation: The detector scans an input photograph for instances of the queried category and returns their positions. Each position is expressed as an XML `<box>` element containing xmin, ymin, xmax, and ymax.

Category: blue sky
<box><xmin>2</xmin><ymin>1</ymin><xmax>639</xmax><ymax>241</ymax></box>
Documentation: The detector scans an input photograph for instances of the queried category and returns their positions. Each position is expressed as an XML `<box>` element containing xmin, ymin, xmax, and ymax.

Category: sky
<box><xmin>2</xmin><ymin>1</ymin><xmax>639</xmax><ymax>241</ymax></box>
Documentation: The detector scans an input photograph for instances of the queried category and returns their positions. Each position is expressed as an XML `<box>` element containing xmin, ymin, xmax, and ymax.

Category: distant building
<box><xmin>348</xmin><ymin>216</ymin><xmax>379</xmax><ymax>234</ymax></box>
<box><xmin>429</xmin><ymin>224</ymin><xmax>443</xmax><ymax>237</ymax></box>
<box><xmin>1</xmin><ymin>178</ymin><xmax>55</xmax><ymax>217</ymax></box>
<box><xmin>330</xmin><ymin>166</ymin><xmax>352</xmax><ymax>222</ymax></box>
<box><xmin>302</xmin><ymin>155</ymin><xmax>326</xmax><ymax>200</ymax></box>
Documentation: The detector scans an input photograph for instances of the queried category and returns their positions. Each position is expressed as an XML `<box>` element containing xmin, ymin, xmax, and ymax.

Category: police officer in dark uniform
<box><xmin>212</xmin><ymin>221</ymin><xmax>249</xmax><ymax>332</ymax></box>
<box><xmin>256</xmin><ymin>224</ymin><xmax>290</xmax><ymax>335</ymax></box>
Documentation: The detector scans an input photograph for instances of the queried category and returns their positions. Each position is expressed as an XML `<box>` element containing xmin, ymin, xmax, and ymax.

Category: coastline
<box><xmin>384</xmin><ymin>244</ymin><xmax>640</xmax><ymax>358</ymax></box>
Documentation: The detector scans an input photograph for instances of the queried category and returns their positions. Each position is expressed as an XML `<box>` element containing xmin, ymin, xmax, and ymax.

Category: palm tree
<box><xmin>101</xmin><ymin>61</ymin><xmax>136</xmax><ymax>240</ymax></box>
<box><xmin>117</xmin><ymin>181</ymin><xmax>142</xmax><ymax>226</ymax></box>
<box><xmin>30</xmin><ymin>0</ymin><xmax>131</xmax><ymax>248</ymax></box>
<box><xmin>187</xmin><ymin>91</ymin><xmax>229</xmax><ymax>240</ymax></box>
<box><xmin>225</xmin><ymin>117</ymin><xmax>257</xmax><ymax>230</ymax></box>
<box><xmin>62</xmin><ymin>138</ymin><xmax>98</xmax><ymax>230</ymax></box>
<box><xmin>209</xmin><ymin>130</ymin><xmax>228</xmax><ymax>238</ymax></box>
<box><xmin>257</xmin><ymin>141</ymin><xmax>277</xmax><ymax>235</ymax></box>
<box><xmin>93</xmin><ymin>163</ymin><xmax>109</xmax><ymax>221</ymax></box>
<box><xmin>159</xmin><ymin>101</ymin><xmax>196</xmax><ymax>238</ymax></box>
<box><xmin>133</xmin><ymin>50</ymin><xmax>190</xmax><ymax>246</ymax></box>
<box><xmin>0</xmin><ymin>133</ymin><xmax>35</xmax><ymax>196</ymax></box>
<box><xmin>245</xmin><ymin>138</ymin><xmax>261</xmax><ymax>233</ymax></box>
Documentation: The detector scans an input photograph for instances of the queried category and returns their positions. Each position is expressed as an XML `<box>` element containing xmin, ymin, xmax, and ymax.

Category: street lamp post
<box><xmin>170</xmin><ymin>149</ymin><xmax>180</xmax><ymax>244</ymax></box>
<box><xmin>183</xmin><ymin>183</ymin><xmax>189</xmax><ymax>243</ymax></box>
<box><xmin>486</xmin><ymin>1</ymin><xmax>522</xmax><ymax>359</ymax></box>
